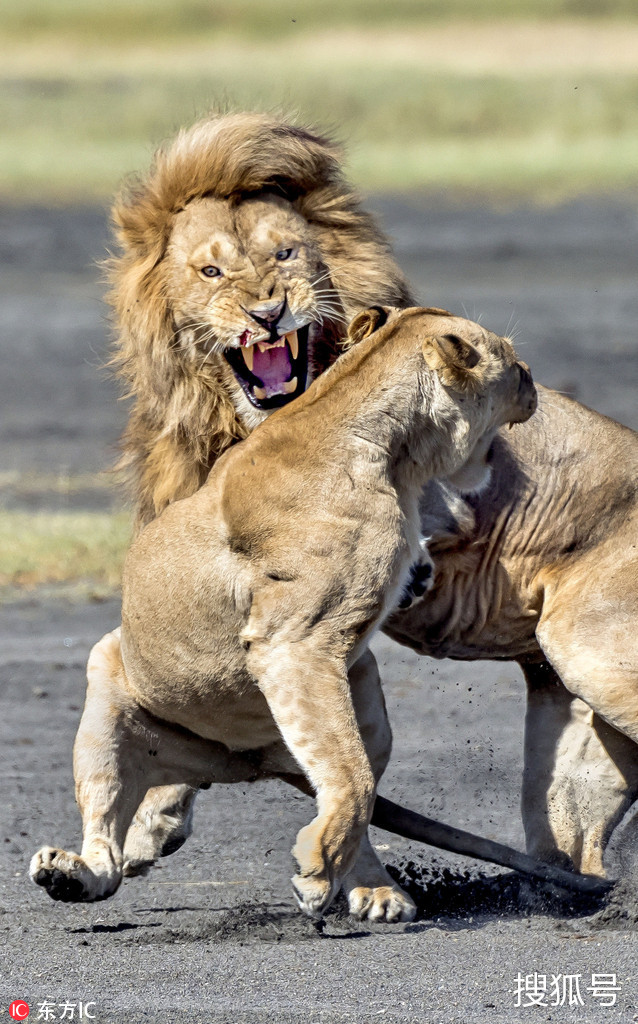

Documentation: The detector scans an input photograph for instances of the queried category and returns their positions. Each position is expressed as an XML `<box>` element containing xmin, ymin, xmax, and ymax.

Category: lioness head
<box><xmin>347</xmin><ymin>305</ymin><xmax>537</xmax><ymax>487</ymax></box>
<box><xmin>109</xmin><ymin>112</ymin><xmax>413</xmax><ymax>523</ymax></box>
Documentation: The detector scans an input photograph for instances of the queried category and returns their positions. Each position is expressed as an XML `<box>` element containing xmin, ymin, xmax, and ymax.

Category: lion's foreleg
<box><xmin>522</xmin><ymin>660</ymin><xmax>638</xmax><ymax>877</ymax></box>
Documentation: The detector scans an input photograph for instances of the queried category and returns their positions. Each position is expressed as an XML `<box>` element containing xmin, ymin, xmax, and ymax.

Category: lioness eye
<box><xmin>275</xmin><ymin>248</ymin><xmax>295</xmax><ymax>261</ymax></box>
<box><xmin>201</xmin><ymin>265</ymin><xmax>222</xmax><ymax>278</ymax></box>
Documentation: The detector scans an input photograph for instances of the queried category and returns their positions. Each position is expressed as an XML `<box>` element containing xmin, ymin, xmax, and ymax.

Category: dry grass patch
<box><xmin>0</xmin><ymin>509</ymin><xmax>131</xmax><ymax>592</ymax></box>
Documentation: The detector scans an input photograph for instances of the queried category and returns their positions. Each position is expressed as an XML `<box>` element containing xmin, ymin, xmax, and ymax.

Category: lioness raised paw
<box><xmin>30</xmin><ymin>846</ymin><xmax>121</xmax><ymax>903</ymax></box>
<box><xmin>122</xmin><ymin>783</ymin><xmax>197</xmax><ymax>878</ymax></box>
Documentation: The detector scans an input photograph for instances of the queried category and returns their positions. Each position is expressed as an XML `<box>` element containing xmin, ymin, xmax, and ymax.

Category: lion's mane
<box><xmin>108</xmin><ymin>112</ymin><xmax>414</xmax><ymax>526</ymax></box>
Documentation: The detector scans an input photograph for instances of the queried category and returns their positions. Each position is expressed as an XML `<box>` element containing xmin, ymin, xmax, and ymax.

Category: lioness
<box><xmin>30</xmin><ymin>306</ymin><xmax>537</xmax><ymax>919</ymax></box>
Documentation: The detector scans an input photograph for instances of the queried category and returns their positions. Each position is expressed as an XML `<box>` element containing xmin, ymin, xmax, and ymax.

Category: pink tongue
<box><xmin>252</xmin><ymin>344</ymin><xmax>292</xmax><ymax>388</ymax></box>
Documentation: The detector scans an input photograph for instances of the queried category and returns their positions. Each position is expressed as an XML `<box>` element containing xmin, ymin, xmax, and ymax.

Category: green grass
<box><xmin>4</xmin><ymin>0</ymin><xmax>638</xmax><ymax>201</ymax></box>
<box><xmin>2</xmin><ymin>66</ymin><xmax>638</xmax><ymax>201</ymax></box>
<box><xmin>3</xmin><ymin>1</ymin><xmax>638</xmax><ymax>201</ymax></box>
<box><xmin>5</xmin><ymin>0</ymin><xmax>638</xmax><ymax>42</ymax></box>
<box><xmin>0</xmin><ymin>510</ymin><xmax>131</xmax><ymax>593</ymax></box>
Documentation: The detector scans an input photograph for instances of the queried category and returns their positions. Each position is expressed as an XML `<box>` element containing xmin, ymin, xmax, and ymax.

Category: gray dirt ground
<box><xmin>1</xmin><ymin>195</ymin><xmax>638</xmax><ymax>1023</ymax></box>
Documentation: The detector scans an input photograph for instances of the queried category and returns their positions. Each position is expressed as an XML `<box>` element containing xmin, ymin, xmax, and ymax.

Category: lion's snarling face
<box><xmin>109</xmin><ymin>112</ymin><xmax>414</xmax><ymax>526</ymax></box>
<box><xmin>167</xmin><ymin>194</ymin><xmax>330</xmax><ymax>423</ymax></box>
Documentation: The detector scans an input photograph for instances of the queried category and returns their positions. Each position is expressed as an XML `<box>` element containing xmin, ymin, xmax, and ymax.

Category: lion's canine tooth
<box><xmin>242</xmin><ymin>345</ymin><xmax>254</xmax><ymax>372</ymax></box>
<box><xmin>287</xmin><ymin>330</ymin><xmax>299</xmax><ymax>361</ymax></box>
<box><xmin>253</xmin><ymin>384</ymin><xmax>267</xmax><ymax>400</ymax></box>
<box><xmin>282</xmin><ymin>376</ymin><xmax>298</xmax><ymax>395</ymax></box>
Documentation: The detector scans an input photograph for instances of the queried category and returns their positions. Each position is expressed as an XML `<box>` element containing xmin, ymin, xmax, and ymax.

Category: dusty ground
<box><xmin>1</xmin><ymin>195</ymin><xmax>638</xmax><ymax>1022</ymax></box>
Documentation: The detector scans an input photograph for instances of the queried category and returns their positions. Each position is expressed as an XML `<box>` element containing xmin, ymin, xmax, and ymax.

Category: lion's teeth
<box><xmin>253</xmin><ymin>385</ymin><xmax>267</xmax><ymax>400</ymax></box>
<box><xmin>282</xmin><ymin>376</ymin><xmax>298</xmax><ymax>395</ymax></box>
<box><xmin>287</xmin><ymin>330</ymin><xmax>299</xmax><ymax>361</ymax></box>
<box><xmin>257</xmin><ymin>342</ymin><xmax>269</xmax><ymax>353</ymax></box>
<box><xmin>274</xmin><ymin>336</ymin><xmax>285</xmax><ymax>348</ymax></box>
<box><xmin>242</xmin><ymin>346</ymin><xmax>254</xmax><ymax>372</ymax></box>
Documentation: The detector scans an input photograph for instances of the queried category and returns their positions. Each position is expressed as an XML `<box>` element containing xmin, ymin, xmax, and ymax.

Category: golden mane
<box><xmin>107</xmin><ymin>112</ymin><xmax>414</xmax><ymax>526</ymax></box>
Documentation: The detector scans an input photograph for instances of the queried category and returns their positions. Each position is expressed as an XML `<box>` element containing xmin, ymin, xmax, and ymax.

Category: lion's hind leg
<box><xmin>247</xmin><ymin>639</ymin><xmax>379</xmax><ymax>919</ymax></box>
<box><xmin>535</xmin><ymin>569</ymin><xmax>638</xmax><ymax>877</ymax></box>
<box><xmin>30</xmin><ymin>630</ymin><xmax>146</xmax><ymax>902</ymax></box>
<box><xmin>342</xmin><ymin>834</ymin><xmax>416</xmax><ymax>922</ymax></box>
<box><xmin>522</xmin><ymin>660</ymin><xmax>638</xmax><ymax>878</ymax></box>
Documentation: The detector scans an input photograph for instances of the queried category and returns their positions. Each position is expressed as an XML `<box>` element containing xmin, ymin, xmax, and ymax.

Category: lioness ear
<box><xmin>422</xmin><ymin>333</ymin><xmax>481</xmax><ymax>391</ymax></box>
<box><xmin>347</xmin><ymin>306</ymin><xmax>390</xmax><ymax>346</ymax></box>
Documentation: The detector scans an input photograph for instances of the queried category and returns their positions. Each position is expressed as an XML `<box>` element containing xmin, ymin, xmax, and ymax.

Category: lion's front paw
<box><xmin>347</xmin><ymin>882</ymin><xmax>416</xmax><ymax>923</ymax></box>
<box><xmin>291</xmin><ymin>872</ymin><xmax>340</xmax><ymax>919</ymax></box>
<box><xmin>30</xmin><ymin>846</ymin><xmax>120</xmax><ymax>903</ymax></box>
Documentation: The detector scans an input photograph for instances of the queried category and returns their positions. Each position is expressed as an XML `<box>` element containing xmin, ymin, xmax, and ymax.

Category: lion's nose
<box><xmin>246</xmin><ymin>299</ymin><xmax>286</xmax><ymax>330</ymax></box>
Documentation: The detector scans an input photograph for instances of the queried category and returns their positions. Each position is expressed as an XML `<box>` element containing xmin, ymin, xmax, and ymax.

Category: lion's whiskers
<box><xmin>310</xmin><ymin>269</ymin><xmax>334</xmax><ymax>289</ymax></box>
<box><xmin>314</xmin><ymin>302</ymin><xmax>348</xmax><ymax>325</ymax></box>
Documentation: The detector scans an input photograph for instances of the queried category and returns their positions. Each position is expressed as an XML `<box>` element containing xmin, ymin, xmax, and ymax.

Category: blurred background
<box><xmin>3</xmin><ymin>0</ymin><xmax>638</xmax><ymax>199</ymax></box>
<box><xmin>1</xmin><ymin>0</ymin><xmax>637</xmax><ymax>594</ymax></box>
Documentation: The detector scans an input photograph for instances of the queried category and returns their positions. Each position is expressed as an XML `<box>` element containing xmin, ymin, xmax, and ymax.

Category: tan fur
<box><xmin>108</xmin><ymin>112</ymin><xmax>413</xmax><ymax>527</ymax></box>
<box><xmin>388</xmin><ymin>388</ymin><xmax>638</xmax><ymax>876</ymax></box>
<box><xmin>31</xmin><ymin>308</ymin><xmax>536</xmax><ymax>918</ymax></box>
<box><xmin>35</xmin><ymin>113</ymin><xmax>629</xmax><ymax>902</ymax></box>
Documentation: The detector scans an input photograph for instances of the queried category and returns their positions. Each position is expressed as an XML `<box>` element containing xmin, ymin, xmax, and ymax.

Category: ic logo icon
<box><xmin>9</xmin><ymin>1002</ymin><xmax>30</xmax><ymax>1021</ymax></box>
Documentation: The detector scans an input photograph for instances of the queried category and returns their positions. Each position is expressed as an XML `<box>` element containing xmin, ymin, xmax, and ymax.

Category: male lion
<box><xmin>387</xmin><ymin>387</ymin><xmax>638</xmax><ymax>878</ymax></box>
<box><xmin>102</xmin><ymin>112</ymin><xmax>636</xmax><ymax>884</ymax></box>
<box><xmin>32</xmin><ymin>112</ymin><xmax>634</xmax><ymax>906</ymax></box>
<box><xmin>31</xmin><ymin>306</ymin><xmax>538</xmax><ymax>918</ymax></box>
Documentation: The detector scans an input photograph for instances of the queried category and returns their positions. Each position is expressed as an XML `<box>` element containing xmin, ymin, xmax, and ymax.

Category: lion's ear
<box><xmin>346</xmin><ymin>306</ymin><xmax>391</xmax><ymax>346</ymax></box>
<box><xmin>422</xmin><ymin>333</ymin><xmax>481</xmax><ymax>391</ymax></box>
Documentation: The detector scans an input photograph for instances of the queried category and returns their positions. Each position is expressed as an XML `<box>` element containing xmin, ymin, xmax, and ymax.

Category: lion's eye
<box><xmin>200</xmin><ymin>265</ymin><xmax>222</xmax><ymax>278</ymax></box>
<box><xmin>275</xmin><ymin>248</ymin><xmax>296</xmax><ymax>262</ymax></box>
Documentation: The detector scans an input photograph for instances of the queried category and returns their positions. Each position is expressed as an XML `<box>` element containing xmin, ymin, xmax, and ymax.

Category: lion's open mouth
<box><xmin>224</xmin><ymin>325</ymin><xmax>310</xmax><ymax>410</ymax></box>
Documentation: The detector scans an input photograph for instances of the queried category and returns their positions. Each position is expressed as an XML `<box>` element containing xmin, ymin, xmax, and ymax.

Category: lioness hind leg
<box><xmin>342</xmin><ymin>651</ymin><xmax>416</xmax><ymax>922</ymax></box>
<box><xmin>129</xmin><ymin>650</ymin><xmax>415</xmax><ymax>921</ymax></box>
<box><xmin>30</xmin><ymin>630</ymin><xmax>149</xmax><ymax>902</ymax></box>
<box><xmin>343</xmin><ymin>834</ymin><xmax>416</xmax><ymax>922</ymax></box>
<box><xmin>31</xmin><ymin>630</ymin><xmax>261</xmax><ymax>903</ymax></box>
<box><xmin>522</xmin><ymin>660</ymin><xmax>638</xmax><ymax>877</ymax></box>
